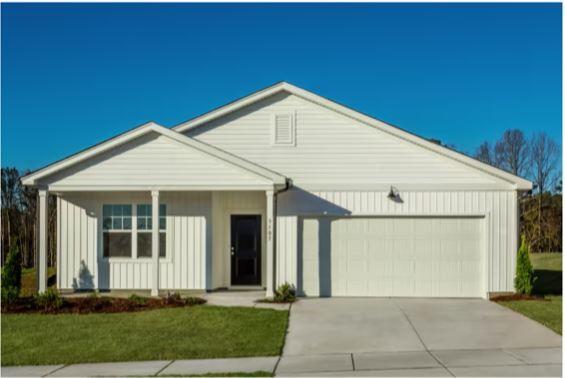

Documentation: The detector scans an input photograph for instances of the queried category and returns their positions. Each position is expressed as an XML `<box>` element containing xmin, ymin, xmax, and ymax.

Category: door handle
<box><xmin>231</xmin><ymin>246</ymin><xmax>235</xmax><ymax>256</ymax></box>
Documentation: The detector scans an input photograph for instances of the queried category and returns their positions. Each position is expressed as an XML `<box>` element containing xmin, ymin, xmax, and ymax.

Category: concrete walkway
<box><xmin>3</xmin><ymin>347</ymin><xmax>561</xmax><ymax>377</ymax></box>
<box><xmin>2</xmin><ymin>357</ymin><xmax>279</xmax><ymax>377</ymax></box>
<box><xmin>202</xmin><ymin>290</ymin><xmax>290</xmax><ymax>310</ymax></box>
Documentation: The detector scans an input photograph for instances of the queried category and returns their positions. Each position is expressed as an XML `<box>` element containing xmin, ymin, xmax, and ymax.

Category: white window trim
<box><xmin>103</xmin><ymin>201</ymin><xmax>169</xmax><ymax>262</ymax></box>
<box><xmin>102</xmin><ymin>204</ymin><xmax>133</xmax><ymax>259</ymax></box>
<box><xmin>271</xmin><ymin>111</ymin><xmax>296</xmax><ymax>146</ymax></box>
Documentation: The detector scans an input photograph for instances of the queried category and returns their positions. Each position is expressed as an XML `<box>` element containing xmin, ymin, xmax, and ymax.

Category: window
<box><xmin>272</xmin><ymin>113</ymin><xmax>295</xmax><ymax>146</ymax></box>
<box><xmin>103</xmin><ymin>204</ymin><xmax>132</xmax><ymax>258</ymax></box>
<box><xmin>137</xmin><ymin>204</ymin><xmax>166</xmax><ymax>258</ymax></box>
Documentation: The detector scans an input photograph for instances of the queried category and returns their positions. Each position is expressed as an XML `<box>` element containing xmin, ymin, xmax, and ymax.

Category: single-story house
<box><xmin>22</xmin><ymin>82</ymin><xmax>532</xmax><ymax>298</ymax></box>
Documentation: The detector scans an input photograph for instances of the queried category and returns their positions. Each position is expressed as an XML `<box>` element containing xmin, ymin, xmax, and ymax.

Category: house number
<box><xmin>267</xmin><ymin>218</ymin><xmax>272</xmax><ymax>241</ymax></box>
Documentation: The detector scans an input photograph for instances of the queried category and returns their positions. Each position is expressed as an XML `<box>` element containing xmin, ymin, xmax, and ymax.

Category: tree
<box><xmin>494</xmin><ymin>129</ymin><xmax>529</xmax><ymax>176</ymax></box>
<box><xmin>530</xmin><ymin>132</ymin><xmax>559</xmax><ymax>196</ymax></box>
<box><xmin>514</xmin><ymin>236</ymin><xmax>535</xmax><ymax>295</ymax></box>
<box><xmin>475</xmin><ymin>141</ymin><xmax>494</xmax><ymax>166</ymax></box>
<box><xmin>529</xmin><ymin>133</ymin><xmax>560</xmax><ymax>250</ymax></box>
<box><xmin>1</xmin><ymin>168</ymin><xmax>20</xmax><ymax>263</ymax></box>
<box><xmin>1</xmin><ymin>244</ymin><xmax>22</xmax><ymax>303</ymax></box>
<box><xmin>1</xmin><ymin>167</ymin><xmax>56</xmax><ymax>273</ymax></box>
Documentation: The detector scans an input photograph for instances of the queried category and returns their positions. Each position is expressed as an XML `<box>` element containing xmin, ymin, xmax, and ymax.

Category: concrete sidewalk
<box><xmin>2</xmin><ymin>357</ymin><xmax>279</xmax><ymax>377</ymax></box>
<box><xmin>3</xmin><ymin>347</ymin><xmax>562</xmax><ymax>377</ymax></box>
<box><xmin>275</xmin><ymin>347</ymin><xmax>562</xmax><ymax>377</ymax></box>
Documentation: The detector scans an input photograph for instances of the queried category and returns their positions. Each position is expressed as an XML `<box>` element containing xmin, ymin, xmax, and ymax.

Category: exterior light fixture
<box><xmin>387</xmin><ymin>186</ymin><xmax>399</xmax><ymax>200</ymax></box>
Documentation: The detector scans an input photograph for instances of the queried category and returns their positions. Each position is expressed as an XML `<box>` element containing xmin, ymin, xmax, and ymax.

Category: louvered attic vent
<box><xmin>272</xmin><ymin>113</ymin><xmax>295</xmax><ymax>146</ymax></box>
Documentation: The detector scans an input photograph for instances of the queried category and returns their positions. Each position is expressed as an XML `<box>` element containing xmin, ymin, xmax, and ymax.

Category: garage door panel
<box><xmin>300</xmin><ymin>216</ymin><xmax>484</xmax><ymax>298</ymax></box>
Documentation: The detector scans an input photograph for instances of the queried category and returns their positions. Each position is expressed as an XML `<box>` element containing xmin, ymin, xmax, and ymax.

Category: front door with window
<box><xmin>231</xmin><ymin>215</ymin><xmax>261</xmax><ymax>286</ymax></box>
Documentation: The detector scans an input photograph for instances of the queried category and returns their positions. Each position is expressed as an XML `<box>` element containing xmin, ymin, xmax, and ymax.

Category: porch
<box><xmin>35</xmin><ymin>189</ymin><xmax>278</xmax><ymax>297</ymax></box>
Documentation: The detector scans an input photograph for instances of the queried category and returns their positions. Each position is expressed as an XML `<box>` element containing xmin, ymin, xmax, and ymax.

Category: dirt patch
<box><xmin>2</xmin><ymin>295</ymin><xmax>206</xmax><ymax>314</ymax></box>
<box><xmin>491</xmin><ymin>293</ymin><xmax>547</xmax><ymax>302</ymax></box>
<box><xmin>256</xmin><ymin>298</ymin><xmax>296</xmax><ymax>304</ymax></box>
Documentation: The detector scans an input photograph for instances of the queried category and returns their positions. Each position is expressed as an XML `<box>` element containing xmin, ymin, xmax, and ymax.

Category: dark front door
<box><xmin>231</xmin><ymin>215</ymin><xmax>261</xmax><ymax>286</ymax></box>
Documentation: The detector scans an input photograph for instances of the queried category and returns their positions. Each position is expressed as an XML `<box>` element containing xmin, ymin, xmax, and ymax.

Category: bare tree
<box><xmin>530</xmin><ymin>132</ymin><xmax>560</xmax><ymax>195</ymax></box>
<box><xmin>529</xmin><ymin>132</ymin><xmax>560</xmax><ymax>250</ymax></box>
<box><xmin>475</xmin><ymin>141</ymin><xmax>495</xmax><ymax>166</ymax></box>
<box><xmin>494</xmin><ymin>129</ymin><xmax>529</xmax><ymax>176</ymax></box>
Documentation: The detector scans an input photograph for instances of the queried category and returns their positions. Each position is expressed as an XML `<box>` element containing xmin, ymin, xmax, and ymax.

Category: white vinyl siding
<box><xmin>41</xmin><ymin>132</ymin><xmax>272</xmax><ymax>189</ymax></box>
<box><xmin>187</xmin><ymin>92</ymin><xmax>512</xmax><ymax>189</ymax></box>
<box><xmin>276</xmin><ymin>188</ymin><xmax>518</xmax><ymax>295</ymax></box>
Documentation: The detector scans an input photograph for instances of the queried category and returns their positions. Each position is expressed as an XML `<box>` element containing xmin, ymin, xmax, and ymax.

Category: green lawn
<box><xmin>497</xmin><ymin>252</ymin><xmax>562</xmax><ymax>334</ymax></box>
<box><xmin>20</xmin><ymin>267</ymin><xmax>56</xmax><ymax>297</ymax></box>
<box><xmin>1</xmin><ymin>306</ymin><xmax>289</xmax><ymax>366</ymax></box>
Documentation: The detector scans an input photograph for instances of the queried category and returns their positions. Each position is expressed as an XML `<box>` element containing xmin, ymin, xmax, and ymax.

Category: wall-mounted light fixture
<box><xmin>387</xmin><ymin>186</ymin><xmax>403</xmax><ymax>203</ymax></box>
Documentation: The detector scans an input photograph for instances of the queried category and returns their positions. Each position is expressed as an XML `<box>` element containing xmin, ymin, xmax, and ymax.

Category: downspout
<box><xmin>272</xmin><ymin>178</ymin><xmax>293</xmax><ymax>292</ymax></box>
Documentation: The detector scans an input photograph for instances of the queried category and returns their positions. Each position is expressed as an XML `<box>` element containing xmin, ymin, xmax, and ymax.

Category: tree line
<box><xmin>1</xmin><ymin>168</ymin><xmax>57</xmax><ymax>267</ymax></box>
<box><xmin>474</xmin><ymin>130</ymin><xmax>561</xmax><ymax>252</ymax></box>
<box><xmin>0</xmin><ymin>129</ymin><xmax>561</xmax><ymax>268</ymax></box>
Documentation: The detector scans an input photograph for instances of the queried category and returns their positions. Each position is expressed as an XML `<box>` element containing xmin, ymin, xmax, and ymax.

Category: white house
<box><xmin>22</xmin><ymin>82</ymin><xmax>532</xmax><ymax>298</ymax></box>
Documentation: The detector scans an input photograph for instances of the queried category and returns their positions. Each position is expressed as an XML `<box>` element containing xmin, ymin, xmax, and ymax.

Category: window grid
<box><xmin>102</xmin><ymin>203</ymin><xmax>166</xmax><ymax>259</ymax></box>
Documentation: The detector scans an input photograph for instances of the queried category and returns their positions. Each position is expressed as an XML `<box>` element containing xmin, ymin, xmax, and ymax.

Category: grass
<box><xmin>1</xmin><ymin>306</ymin><xmax>289</xmax><ymax>366</ymax></box>
<box><xmin>500</xmin><ymin>295</ymin><xmax>562</xmax><ymax>334</ymax></box>
<box><xmin>20</xmin><ymin>267</ymin><xmax>56</xmax><ymax>297</ymax></box>
<box><xmin>497</xmin><ymin>252</ymin><xmax>562</xmax><ymax>334</ymax></box>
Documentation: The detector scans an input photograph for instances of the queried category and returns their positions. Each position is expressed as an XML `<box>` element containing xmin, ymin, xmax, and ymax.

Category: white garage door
<box><xmin>301</xmin><ymin>217</ymin><xmax>484</xmax><ymax>298</ymax></box>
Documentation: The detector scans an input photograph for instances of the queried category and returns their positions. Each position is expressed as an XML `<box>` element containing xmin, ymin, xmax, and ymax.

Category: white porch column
<box><xmin>151</xmin><ymin>190</ymin><xmax>160</xmax><ymax>296</ymax></box>
<box><xmin>266</xmin><ymin>190</ymin><xmax>275</xmax><ymax>297</ymax></box>
<box><xmin>37</xmin><ymin>189</ymin><xmax>48</xmax><ymax>293</ymax></box>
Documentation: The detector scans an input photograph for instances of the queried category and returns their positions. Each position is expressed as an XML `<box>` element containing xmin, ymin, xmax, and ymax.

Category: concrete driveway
<box><xmin>277</xmin><ymin>298</ymin><xmax>562</xmax><ymax>377</ymax></box>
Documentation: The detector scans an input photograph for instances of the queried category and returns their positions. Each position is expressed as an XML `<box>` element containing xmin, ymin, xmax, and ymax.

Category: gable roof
<box><xmin>173</xmin><ymin>82</ymin><xmax>532</xmax><ymax>190</ymax></box>
<box><xmin>21</xmin><ymin>122</ymin><xmax>287</xmax><ymax>187</ymax></box>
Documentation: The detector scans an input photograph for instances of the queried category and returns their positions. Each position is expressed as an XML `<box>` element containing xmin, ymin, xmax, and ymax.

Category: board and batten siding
<box><xmin>275</xmin><ymin>189</ymin><xmax>518</xmax><ymax>294</ymax></box>
<box><xmin>57</xmin><ymin>192</ymin><xmax>210</xmax><ymax>291</ymax></box>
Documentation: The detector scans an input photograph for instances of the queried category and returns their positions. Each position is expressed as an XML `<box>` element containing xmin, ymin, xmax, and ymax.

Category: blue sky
<box><xmin>2</xmin><ymin>3</ymin><xmax>562</xmax><ymax>171</ymax></box>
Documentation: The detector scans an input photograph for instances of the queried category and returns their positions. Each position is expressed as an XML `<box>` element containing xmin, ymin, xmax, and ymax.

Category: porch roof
<box><xmin>21</xmin><ymin>122</ymin><xmax>288</xmax><ymax>191</ymax></box>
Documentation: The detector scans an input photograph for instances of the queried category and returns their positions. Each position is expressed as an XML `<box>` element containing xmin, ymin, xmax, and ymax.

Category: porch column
<box><xmin>37</xmin><ymin>189</ymin><xmax>48</xmax><ymax>293</ymax></box>
<box><xmin>266</xmin><ymin>190</ymin><xmax>275</xmax><ymax>297</ymax></box>
<box><xmin>151</xmin><ymin>190</ymin><xmax>160</xmax><ymax>296</ymax></box>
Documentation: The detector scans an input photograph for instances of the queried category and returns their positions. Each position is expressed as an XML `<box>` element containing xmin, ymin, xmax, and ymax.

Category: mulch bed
<box><xmin>2</xmin><ymin>295</ymin><xmax>206</xmax><ymax>314</ymax></box>
<box><xmin>491</xmin><ymin>293</ymin><xmax>546</xmax><ymax>302</ymax></box>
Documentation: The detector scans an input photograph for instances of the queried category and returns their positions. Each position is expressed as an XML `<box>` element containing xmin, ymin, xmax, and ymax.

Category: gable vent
<box><xmin>272</xmin><ymin>113</ymin><xmax>295</xmax><ymax>146</ymax></box>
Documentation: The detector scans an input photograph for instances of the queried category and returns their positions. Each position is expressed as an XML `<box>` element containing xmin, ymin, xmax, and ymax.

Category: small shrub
<box><xmin>184</xmin><ymin>296</ymin><xmax>206</xmax><ymax>306</ymax></box>
<box><xmin>34</xmin><ymin>288</ymin><xmax>63</xmax><ymax>312</ymax></box>
<box><xmin>128</xmin><ymin>294</ymin><xmax>148</xmax><ymax>305</ymax></box>
<box><xmin>515</xmin><ymin>235</ymin><xmax>537</xmax><ymax>295</ymax></box>
<box><xmin>273</xmin><ymin>282</ymin><xmax>296</xmax><ymax>303</ymax></box>
<box><xmin>1</xmin><ymin>245</ymin><xmax>22</xmax><ymax>304</ymax></box>
<box><xmin>162</xmin><ymin>291</ymin><xmax>183</xmax><ymax>305</ymax></box>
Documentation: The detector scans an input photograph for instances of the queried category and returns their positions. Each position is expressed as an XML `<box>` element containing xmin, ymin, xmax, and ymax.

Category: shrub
<box><xmin>128</xmin><ymin>294</ymin><xmax>148</xmax><ymax>305</ymax></box>
<box><xmin>1</xmin><ymin>245</ymin><xmax>22</xmax><ymax>304</ymax></box>
<box><xmin>273</xmin><ymin>282</ymin><xmax>296</xmax><ymax>303</ymax></box>
<box><xmin>162</xmin><ymin>291</ymin><xmax>183</xmax><ymax>305</ymax></box>
<box><xmin>34</xmin><ymin>288</ymin><xmax>63</xmax><ymax>312</ymax></box>
<box><xmin>515</xmin><ymin>235</ymin><xmax>537</xmax><ymax>295</ymax></box>
<box><xmin>184</xmin><ymin>296</ymin><xmax>206</xmax><ymax>306</ymax></box>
